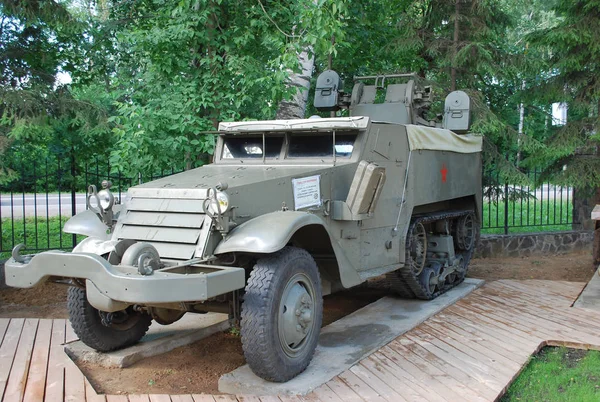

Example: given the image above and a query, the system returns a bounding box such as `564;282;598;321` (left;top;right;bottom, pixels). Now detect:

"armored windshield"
222;135;284;159
219;131;358;161
288;133;357;158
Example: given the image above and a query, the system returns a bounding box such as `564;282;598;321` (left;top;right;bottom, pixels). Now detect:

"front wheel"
67;286;152;352
241;246;323;382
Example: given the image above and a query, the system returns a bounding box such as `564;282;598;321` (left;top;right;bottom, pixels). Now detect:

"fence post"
504;181;509;235
70;148;77;248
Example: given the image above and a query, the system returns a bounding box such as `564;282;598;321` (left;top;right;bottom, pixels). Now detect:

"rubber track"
390;210;476;300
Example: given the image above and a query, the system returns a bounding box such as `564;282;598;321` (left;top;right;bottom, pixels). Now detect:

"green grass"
0;217;80;259
482;199;573;235
502;347;600;402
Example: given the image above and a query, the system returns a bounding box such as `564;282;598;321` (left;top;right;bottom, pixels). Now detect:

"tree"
274;0;348;119
525;0;600;187
69;0;347;174
1;0;71;181
1;0;591;194
0;0;112;185
523;0;600;228
328;0;537;186
0;0;112;188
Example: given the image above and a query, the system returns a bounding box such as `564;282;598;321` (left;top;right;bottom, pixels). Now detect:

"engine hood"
117;164;344;261
128;164;335;198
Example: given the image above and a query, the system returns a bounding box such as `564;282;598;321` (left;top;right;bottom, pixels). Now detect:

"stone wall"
475;230;593;259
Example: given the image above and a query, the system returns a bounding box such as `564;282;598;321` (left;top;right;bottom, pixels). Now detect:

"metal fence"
0;155;181;257
481;169;574;234
0;160;578;257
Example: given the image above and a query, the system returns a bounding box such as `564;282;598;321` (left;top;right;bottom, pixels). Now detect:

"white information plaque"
292;175;321;210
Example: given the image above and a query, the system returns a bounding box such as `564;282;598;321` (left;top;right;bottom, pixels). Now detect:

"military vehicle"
5;70;482;382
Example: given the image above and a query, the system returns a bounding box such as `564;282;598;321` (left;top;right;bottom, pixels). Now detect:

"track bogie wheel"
454;213;476;251
408;222;427;275
418;267;437;299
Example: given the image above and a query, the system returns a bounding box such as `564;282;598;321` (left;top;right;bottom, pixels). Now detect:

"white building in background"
552;102;568;126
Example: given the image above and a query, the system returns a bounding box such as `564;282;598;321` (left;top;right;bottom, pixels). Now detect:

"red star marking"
441;164;448;183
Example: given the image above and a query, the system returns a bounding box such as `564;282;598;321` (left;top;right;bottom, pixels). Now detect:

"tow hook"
11;244;32;264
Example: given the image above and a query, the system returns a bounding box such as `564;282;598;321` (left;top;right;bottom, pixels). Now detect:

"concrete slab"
573;267;600;310
65;312;229;368
219;278;484;396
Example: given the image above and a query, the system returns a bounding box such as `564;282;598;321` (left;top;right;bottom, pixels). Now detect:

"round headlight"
97;189;115;211
208;191;229;214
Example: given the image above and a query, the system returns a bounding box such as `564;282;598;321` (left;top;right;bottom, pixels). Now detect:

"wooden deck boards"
1;279;600;402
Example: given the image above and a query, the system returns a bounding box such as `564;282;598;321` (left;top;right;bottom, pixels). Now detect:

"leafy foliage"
326;0;539;185
524;0;600;188
0;0;112;184
1;0;599;193
67;0;349;175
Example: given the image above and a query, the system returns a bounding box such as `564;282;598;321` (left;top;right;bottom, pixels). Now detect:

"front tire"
67;286;152;352
241;246;323;382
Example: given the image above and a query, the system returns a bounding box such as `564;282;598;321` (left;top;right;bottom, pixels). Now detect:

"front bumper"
5;251;245;310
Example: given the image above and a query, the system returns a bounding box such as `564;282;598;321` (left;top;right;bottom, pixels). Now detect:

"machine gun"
313;70;471;133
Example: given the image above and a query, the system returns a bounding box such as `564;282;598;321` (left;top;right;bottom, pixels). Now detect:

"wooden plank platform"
1;279;600;402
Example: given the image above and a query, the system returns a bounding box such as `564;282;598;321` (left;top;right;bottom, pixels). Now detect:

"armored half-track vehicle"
6;71;482;382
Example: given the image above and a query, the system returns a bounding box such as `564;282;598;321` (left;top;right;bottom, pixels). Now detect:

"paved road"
0;193;87;219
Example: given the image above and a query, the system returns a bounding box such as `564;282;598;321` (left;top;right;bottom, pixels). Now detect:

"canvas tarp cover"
406;125;482;154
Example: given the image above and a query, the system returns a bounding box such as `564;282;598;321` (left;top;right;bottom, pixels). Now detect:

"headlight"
208;191;229;214
97;189;115;211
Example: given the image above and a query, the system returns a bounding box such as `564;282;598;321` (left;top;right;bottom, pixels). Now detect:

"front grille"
115;197;206;260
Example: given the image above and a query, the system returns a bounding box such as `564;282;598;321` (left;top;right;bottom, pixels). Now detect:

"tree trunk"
517;80;526;165
594;217;600;265
451;0;460;92
572;187;600;231
276;49;315;120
